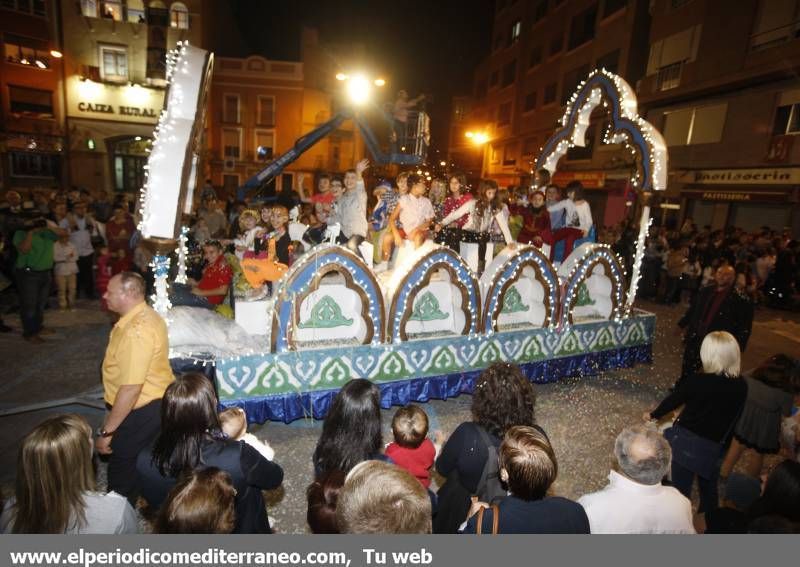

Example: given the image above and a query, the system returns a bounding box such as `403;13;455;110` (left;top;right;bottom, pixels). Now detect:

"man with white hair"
578;425;695;534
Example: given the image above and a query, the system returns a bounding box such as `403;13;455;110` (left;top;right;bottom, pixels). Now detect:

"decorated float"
145;56;665;423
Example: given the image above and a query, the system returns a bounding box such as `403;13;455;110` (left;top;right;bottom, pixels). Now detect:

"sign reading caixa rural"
77;102;158;118
676;167;800;185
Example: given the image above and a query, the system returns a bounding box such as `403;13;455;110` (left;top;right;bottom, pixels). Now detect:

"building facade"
60;0;206;196
206;28;365;201
639;0;800;235
456;0;653;228
0;0;66;194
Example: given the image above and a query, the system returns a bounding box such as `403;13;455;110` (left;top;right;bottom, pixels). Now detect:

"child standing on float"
437;179;513;274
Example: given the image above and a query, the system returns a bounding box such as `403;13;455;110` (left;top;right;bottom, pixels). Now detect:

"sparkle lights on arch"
270;245;386;353
535;68;668;192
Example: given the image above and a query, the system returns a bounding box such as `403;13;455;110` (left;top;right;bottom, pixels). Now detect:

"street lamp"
338;72;386;106
466;131;489;145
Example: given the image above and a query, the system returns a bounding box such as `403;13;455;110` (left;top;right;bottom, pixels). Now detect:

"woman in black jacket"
434;362;541;533
645;331;747;516
136;373;284;533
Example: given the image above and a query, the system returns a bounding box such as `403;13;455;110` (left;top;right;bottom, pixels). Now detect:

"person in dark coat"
462;426;589;534
677;264;753;385
136;374;283;533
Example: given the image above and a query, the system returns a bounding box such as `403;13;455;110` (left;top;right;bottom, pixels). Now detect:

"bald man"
578;425;694;533
97;271;174;501
676;264;753;385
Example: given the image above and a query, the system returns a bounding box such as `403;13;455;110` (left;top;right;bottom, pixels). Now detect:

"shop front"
66;77;163;194
675;168;800;235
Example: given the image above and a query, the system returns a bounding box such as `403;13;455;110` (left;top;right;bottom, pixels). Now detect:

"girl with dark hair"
437;179;514;274
312;378;385;477
136;373;283;533
435;173;473;250
306;470;346;534
433;362;541;533
720;354;799;480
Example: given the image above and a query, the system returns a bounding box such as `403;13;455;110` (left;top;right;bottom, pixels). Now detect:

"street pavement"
0;296;797;533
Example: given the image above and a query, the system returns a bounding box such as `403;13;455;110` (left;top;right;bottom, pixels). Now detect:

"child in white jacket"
53;233;79;310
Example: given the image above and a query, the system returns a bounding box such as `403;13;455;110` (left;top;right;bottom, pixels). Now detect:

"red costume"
512;204;552;248
197;255;233;305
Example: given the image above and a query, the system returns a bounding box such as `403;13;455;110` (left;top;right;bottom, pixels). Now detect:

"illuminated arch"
271;245;385;353
535;68;667;192
558;244;627;328
481;245;559;333
386;246;480;343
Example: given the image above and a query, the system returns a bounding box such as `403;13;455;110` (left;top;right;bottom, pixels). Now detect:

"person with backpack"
433;363;543;533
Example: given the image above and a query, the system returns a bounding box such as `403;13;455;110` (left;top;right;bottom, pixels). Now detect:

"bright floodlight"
465;131;474;138
336;72;347;81
347;75;371;105
50;50;63;58
374;78;386;86
473;132;489;145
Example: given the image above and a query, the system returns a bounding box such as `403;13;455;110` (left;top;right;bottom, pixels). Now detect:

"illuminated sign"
677;168;800;185
77;102;158;117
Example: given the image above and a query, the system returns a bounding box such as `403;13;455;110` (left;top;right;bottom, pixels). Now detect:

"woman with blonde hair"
1;414;138;533
645;331;748;517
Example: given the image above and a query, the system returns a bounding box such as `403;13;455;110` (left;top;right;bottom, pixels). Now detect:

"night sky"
227;0;494;153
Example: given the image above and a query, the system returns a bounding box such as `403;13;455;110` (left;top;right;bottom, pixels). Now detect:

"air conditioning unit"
224;158;236;171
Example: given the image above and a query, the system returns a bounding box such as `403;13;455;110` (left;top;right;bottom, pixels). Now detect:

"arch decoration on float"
385;245;480;343
479;245;559;334
534;68;667;317
270;245;385;353
558;243;627;328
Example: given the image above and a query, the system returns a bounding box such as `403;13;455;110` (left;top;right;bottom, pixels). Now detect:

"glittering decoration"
151;254;172;319
174;226;189;284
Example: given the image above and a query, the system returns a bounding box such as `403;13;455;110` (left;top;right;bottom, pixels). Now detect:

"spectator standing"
68;201;98;299
97;272;174;502
53;233;79;311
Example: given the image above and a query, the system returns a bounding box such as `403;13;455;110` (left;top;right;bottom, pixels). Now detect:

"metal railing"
750;20;800;52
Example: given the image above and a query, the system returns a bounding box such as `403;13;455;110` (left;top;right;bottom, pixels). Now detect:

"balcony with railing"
656;61;684;92
750;19;800;52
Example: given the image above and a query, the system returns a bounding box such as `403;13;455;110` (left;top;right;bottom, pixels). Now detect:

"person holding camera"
13;218;66;343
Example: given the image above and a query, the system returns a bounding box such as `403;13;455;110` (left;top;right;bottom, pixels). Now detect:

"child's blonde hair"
219;407;247;440
238;209;260;231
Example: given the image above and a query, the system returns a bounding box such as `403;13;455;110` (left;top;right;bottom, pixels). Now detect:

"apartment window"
100;0;123;21
647;25;702;76
126;0;145;23
223;94;240;123
489;70;499;87
255;130;275;161
501;60;517;87
9;85;53;116
257;96;275;126
773;92;800;135
549;32;563;56
80;0;97;17
222;128;241;159
490;144;500;163
671;0;693;7
529;45;543;68
9;151;60;178
510;20;522;44
4;33;52;68
568;4;598;50
750;0;800;51
100;45;128;82
1;0;46;17
524;90;538;112
533;0;547;23
663;104;727;145
562;64;590;105
596;48;620;73
170;2;189;29
503;142;518;166
523;137;539;156
657;61;683;91
603;0;627;18
497;102;512;126
544;83;557;104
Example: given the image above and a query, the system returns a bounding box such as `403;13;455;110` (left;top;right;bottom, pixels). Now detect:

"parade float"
142;50;665;423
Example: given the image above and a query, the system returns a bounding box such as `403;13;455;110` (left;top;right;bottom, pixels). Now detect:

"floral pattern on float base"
214;312;655;401
298;295;353;329
501;286;530;314
409;291;449;322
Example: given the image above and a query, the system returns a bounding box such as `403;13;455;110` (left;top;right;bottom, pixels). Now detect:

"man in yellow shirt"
95;271;174;500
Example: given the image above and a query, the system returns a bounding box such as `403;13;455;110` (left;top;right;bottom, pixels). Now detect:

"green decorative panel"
409;291;449;322
501;286;530;314
374;351;411;381
575;282;596;307
298;295;353;329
